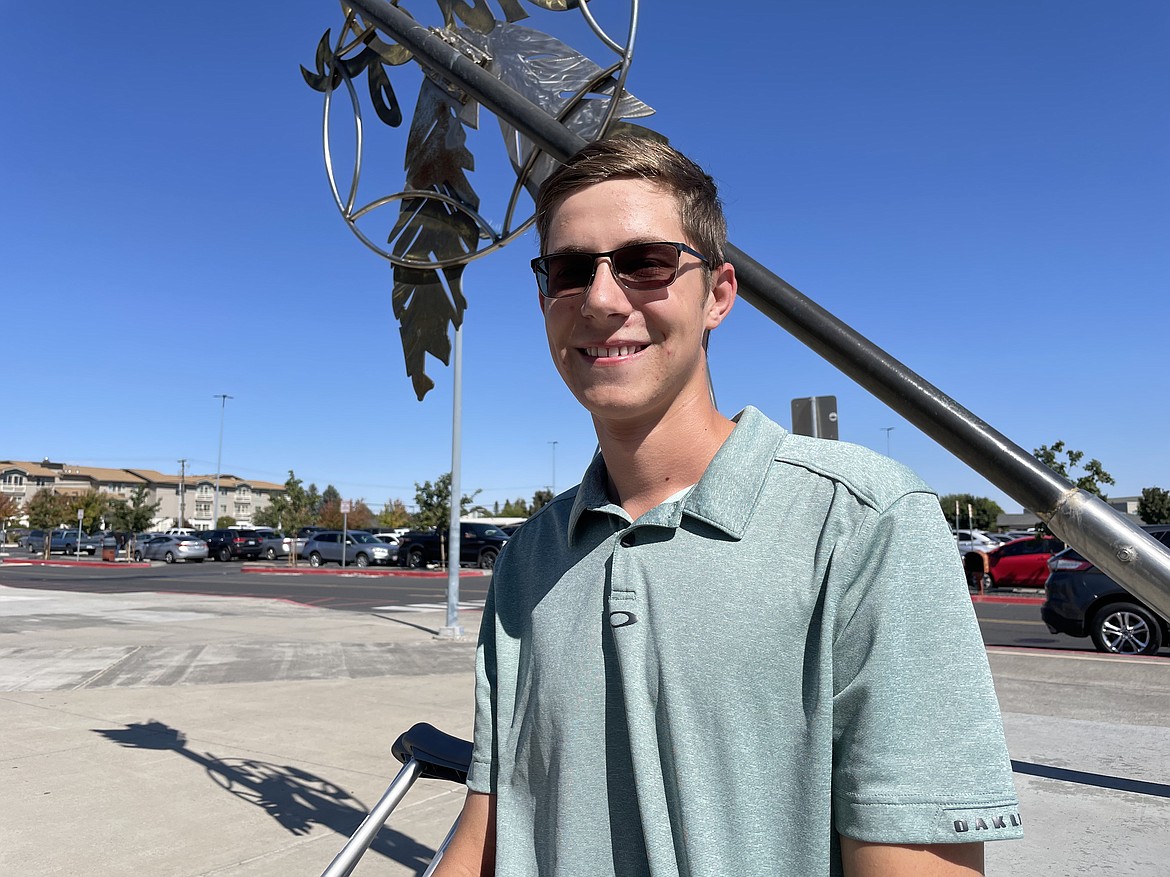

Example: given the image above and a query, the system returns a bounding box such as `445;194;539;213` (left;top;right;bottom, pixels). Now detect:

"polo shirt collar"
566;406;787;545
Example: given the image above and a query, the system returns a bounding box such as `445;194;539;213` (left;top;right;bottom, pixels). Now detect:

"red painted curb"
970;592;1045;605
1;558;152;569
241;565;489;578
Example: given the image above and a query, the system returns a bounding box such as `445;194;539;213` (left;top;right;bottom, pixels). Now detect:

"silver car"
134;534;208;564
301;531;396;568
259;532;307;561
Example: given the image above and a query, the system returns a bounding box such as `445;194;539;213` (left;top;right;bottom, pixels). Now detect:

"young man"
434;138;1021;876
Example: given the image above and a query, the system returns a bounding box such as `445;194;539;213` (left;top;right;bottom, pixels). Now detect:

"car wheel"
134;551;143;562
478;548;498;570
407;547;425;569
355;553;369;568
309;552;324;568
1090;602;1163;656
218;547;231;562
164;551;175;564
265;547;277;561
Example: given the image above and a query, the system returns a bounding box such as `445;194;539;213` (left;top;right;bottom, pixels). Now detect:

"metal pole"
549;440;558;496
212;394;233;531
76;508;83;560
882;427;894;457
345;0;1170;619
440;322;464;638
178;459;186;529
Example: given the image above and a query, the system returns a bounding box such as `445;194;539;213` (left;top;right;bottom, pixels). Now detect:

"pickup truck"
397;522;510;570
26;530;102;555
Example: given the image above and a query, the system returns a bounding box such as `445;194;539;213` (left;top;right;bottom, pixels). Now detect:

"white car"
953;529;1000;556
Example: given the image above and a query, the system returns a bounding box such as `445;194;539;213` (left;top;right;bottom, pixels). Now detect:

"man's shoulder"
772;431;935;514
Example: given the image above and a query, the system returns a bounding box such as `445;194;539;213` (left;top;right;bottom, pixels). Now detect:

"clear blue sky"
3;1;1167;516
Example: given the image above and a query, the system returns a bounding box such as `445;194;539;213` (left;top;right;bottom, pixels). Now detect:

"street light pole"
548;441;558;497
212;395;233;530
881;427;895;457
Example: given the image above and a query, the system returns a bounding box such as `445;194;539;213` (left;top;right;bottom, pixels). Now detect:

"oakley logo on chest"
608;611;638;628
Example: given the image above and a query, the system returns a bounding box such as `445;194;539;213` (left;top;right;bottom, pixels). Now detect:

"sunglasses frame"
531;241;710;299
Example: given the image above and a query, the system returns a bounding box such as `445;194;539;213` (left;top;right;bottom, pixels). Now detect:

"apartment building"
0;459;284;530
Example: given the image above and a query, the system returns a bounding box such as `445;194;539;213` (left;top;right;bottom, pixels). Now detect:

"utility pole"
548;440;558;496
882;427;895;457
178;459;187;528
212;394;233;530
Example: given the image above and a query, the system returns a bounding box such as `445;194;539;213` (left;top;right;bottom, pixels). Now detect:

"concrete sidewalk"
0;583;1166;876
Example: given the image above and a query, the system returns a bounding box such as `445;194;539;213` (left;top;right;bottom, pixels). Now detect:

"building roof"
0;461;282;492
0;460;59;478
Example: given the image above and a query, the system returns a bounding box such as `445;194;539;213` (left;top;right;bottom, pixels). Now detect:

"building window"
237;485;251;498
197;485;212;498
2;473;25;486
195;501;212;516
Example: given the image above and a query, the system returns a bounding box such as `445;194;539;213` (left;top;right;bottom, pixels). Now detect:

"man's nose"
580;257;632;316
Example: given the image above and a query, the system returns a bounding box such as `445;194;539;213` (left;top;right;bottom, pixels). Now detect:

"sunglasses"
531;241;710;299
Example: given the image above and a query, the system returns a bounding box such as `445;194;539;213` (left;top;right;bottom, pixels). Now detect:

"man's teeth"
587;345;642;357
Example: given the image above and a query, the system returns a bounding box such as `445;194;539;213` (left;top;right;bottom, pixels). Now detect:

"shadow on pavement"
1012;759;1170;798
93;720;436;874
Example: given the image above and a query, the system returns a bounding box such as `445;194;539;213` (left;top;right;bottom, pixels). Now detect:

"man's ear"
704;261;737;330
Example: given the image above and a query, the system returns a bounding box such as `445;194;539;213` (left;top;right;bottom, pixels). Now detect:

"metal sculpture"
304;0;1170;621
303;0;653;400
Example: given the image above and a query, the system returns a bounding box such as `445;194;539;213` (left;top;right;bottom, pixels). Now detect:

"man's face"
539;178;734;429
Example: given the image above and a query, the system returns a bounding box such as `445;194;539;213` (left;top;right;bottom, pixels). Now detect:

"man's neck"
593;398;735;521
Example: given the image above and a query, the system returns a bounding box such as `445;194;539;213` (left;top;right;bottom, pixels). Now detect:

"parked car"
134;534;208;564
25;529;99;555
967;536;1064;589
1041;524;1170;656
398;522;510;570
259;531;307;561
952;529;1000;556
296;525;330;539
200;528;264;562
164;528;196;536
301;530;396;568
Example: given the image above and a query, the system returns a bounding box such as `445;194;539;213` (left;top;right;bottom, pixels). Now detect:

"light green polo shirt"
468;406;1021;876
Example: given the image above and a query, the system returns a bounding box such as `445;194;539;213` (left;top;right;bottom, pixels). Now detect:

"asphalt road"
0;556;1123;655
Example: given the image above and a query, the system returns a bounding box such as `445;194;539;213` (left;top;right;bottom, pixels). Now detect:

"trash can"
101;536;118;563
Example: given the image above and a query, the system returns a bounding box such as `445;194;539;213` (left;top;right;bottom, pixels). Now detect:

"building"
0;459;284;530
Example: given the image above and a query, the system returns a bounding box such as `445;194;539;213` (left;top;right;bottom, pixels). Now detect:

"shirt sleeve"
465;577;498;794
829;490;1023;844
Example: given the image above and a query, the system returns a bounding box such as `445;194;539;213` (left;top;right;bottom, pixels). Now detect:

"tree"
531;489;553;514
1138;487;1170;525
72;489;115;533
254;470;314;533
412;473;483;531
307;483;322;518
0;493;23;530
377;498;411;529
501;497;530;518
108;486;161;533
216;515;237;528
1033;441;1115;498
938;494;1004;532
24;490;74;529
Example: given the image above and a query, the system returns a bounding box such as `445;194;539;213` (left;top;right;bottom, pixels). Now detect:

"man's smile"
580;344;648;360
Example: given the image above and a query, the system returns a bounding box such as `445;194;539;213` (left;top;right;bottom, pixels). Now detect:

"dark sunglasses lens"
613;243;680;289
544;254;596;297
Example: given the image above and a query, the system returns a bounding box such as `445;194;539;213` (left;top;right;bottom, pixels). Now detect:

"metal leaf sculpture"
391;77;480;399
304;2;652;399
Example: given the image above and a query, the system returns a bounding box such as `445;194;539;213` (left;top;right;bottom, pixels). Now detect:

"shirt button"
620;532;635;548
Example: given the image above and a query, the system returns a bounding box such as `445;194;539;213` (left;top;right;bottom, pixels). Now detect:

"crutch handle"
392;723;473;784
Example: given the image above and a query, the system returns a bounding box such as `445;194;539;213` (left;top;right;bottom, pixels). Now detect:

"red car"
969;536;1064;589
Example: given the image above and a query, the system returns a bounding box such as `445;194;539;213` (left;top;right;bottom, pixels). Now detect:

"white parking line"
371;601;486;613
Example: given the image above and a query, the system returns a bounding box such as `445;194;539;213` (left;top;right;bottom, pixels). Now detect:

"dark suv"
200;528;263;562
1042;525;1170;655
398;522;510;570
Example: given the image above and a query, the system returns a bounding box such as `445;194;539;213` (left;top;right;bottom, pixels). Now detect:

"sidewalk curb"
970;592;1044;605
1;558;152;569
